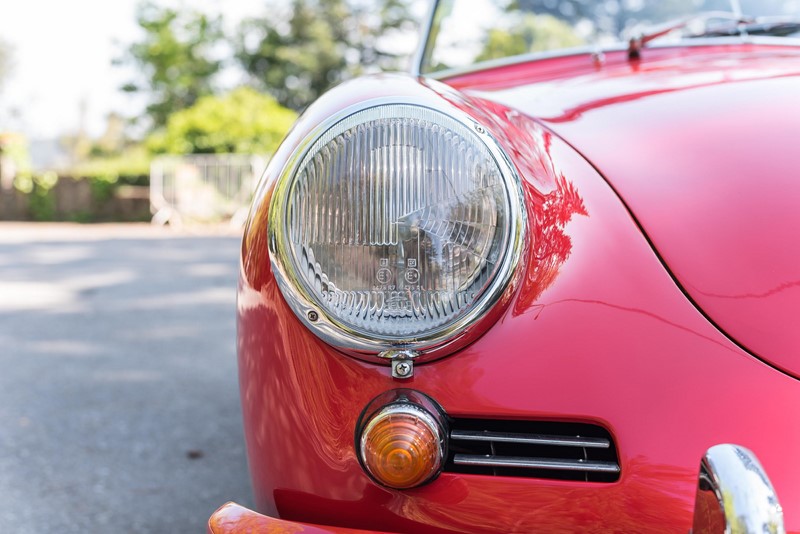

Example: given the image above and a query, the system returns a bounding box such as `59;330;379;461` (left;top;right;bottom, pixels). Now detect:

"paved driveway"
0;224;252;533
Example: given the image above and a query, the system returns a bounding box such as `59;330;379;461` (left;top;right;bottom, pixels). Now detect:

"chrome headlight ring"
268;98;526;362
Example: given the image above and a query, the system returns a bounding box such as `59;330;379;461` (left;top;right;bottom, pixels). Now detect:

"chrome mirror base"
692;444;784;534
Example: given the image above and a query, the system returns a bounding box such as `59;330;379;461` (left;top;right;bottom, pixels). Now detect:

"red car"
211;1;799;532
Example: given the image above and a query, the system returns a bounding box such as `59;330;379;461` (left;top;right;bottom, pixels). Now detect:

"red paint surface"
235;50;800;533
449;44;800;378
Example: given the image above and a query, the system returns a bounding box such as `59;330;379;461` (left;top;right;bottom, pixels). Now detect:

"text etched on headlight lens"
270;103;524;356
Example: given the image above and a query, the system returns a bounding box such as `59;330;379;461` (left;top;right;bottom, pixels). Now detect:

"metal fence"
149;154;267;226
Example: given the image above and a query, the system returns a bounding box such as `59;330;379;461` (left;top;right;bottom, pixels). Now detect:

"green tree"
236;0;415;111
146;87;297;155
511;0;761;36
119;2;224;128
476;13;584;63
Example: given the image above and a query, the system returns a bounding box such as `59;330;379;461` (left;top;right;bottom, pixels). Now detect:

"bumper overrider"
218;75;796;532
208;502;378;533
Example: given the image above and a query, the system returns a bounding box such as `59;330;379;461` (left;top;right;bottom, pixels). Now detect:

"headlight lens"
270;103;523;356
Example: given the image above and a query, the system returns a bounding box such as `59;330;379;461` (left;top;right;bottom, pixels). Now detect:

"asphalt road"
0;224;252;533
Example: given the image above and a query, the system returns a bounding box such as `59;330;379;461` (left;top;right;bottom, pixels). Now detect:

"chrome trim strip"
430;45;615;80
453;455;620;473
450;430;610;449
420;36;800;81
691;444;785;534
411;0;439;77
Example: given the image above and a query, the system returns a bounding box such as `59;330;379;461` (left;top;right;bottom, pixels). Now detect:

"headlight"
269;102;524;359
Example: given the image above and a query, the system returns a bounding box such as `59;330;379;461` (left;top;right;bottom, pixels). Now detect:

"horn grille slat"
445;419;620;482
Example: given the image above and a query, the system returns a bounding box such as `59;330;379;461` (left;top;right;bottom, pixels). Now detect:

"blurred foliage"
477;14;584;63
119;2;224;128
87;176;119;204
1;135;56;221
12;163;149;222
13;143;151;221
61;131;92;167
91;113;127;157
69;145;151;181
13;172;58;221
146;87;297;154
431;0;785;72
115;0;418;138
236;0;415;111
13;171;57;195
0;132;32;175
508;0;793;37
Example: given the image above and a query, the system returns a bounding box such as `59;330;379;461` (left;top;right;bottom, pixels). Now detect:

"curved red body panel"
448;45;800;378
237;50;800;533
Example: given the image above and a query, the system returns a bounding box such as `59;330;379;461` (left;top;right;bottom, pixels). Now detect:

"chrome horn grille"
445;419;620;482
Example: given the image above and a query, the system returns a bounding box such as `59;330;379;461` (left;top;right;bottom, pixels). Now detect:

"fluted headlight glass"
271;104;522;351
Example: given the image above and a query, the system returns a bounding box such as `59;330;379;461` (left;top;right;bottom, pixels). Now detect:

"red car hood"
451;45;800;378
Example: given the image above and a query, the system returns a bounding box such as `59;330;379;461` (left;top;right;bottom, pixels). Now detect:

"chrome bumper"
692;444;784;534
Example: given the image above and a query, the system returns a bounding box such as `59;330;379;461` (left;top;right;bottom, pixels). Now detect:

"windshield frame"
411;0;441;77
412;0;800;79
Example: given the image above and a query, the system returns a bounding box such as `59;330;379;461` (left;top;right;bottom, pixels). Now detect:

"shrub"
146;87;297;155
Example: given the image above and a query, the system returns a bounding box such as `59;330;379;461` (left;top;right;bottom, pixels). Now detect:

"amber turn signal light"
358;403;444;489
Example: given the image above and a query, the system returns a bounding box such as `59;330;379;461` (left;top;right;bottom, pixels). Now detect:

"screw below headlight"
394;361;413;378
380;350;418;380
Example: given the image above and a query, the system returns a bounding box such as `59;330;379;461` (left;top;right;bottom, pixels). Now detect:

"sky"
0;0;267;140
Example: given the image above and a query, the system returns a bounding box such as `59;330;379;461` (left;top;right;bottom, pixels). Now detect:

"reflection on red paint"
516;175;587;315
433;88;590;315
241;194;272;293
